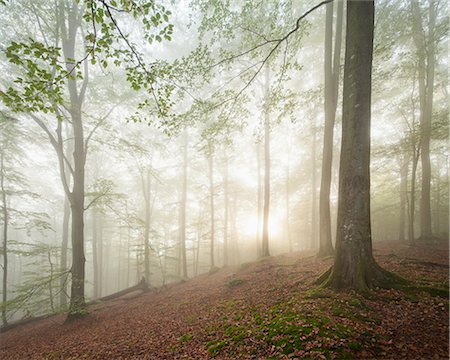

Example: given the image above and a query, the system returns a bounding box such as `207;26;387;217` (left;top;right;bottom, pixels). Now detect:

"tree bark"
285;137;292;252
179;129;188;278
319;1;400;292
318;0;343;257
143;168;151;283
399;156;408;241
208;143;215;269
408;145;420;243
311;117;318;250
411;0;436;241
1;150;8;326
92;209;99;298
223;153;229;266
255;142;262;258
62;3;88;320
261;67;271;258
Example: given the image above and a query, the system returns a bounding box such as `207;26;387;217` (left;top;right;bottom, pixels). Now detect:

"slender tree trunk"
47;250;55;313
256;142;262;258
179;129;188;278
318;0;343;257
59;196;70;307
68;108;86;318
61;3;88;320
411;0;436;241
208;143;215;269
97;213;103;296
434;177;440;235
409;147;420;243
223;154;229;266
231;191;240;265
285;138;292;252
311;118;318;250
92;209;99;298
319;1;399;292
399;156;408;241
127;224;131;288
261;67;271;258
195;210;202;276
143;169;151;283
1;150;8;326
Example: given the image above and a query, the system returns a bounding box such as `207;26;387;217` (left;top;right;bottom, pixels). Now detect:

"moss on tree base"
64;306;89;324
315;261;408;297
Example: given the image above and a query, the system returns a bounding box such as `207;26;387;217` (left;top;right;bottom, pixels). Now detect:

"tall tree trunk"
311;117;318;250
143;169;151;283
179;129;188;278
411;0;436;241
408;145;420;243
434;176;440;235
285;136;292;252
256;142;262;258
319;1;400;292
1;150;8;326
261;67;271;258
60;2;88;320
208;143;215;269
399;156;408;241
231;191;240;265
98;213;103;297
223;153;229;266
59;196;70;307
92;209;99;298
318;0;344;257
68;108;86;318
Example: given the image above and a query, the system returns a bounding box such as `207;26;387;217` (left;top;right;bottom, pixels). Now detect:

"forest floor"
0;241;448;359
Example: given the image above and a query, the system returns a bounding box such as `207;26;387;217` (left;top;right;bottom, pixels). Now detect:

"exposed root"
315;261;408;297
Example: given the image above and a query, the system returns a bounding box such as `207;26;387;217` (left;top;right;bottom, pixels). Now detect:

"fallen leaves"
0;241;448;359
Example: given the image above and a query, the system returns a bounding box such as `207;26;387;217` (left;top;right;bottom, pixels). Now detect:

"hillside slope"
0;241;448;359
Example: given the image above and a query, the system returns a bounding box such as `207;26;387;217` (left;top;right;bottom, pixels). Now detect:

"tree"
1;114;54;324
411;0;437;241
261;67;271;258
1;0;174;319
207;141;216;270
318;1;401;292
178;128;188;279
318;0;344;257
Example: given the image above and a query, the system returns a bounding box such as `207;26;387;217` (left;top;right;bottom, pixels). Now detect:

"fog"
0;0;448;326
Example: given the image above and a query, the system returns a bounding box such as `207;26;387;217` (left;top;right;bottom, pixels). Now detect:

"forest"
0;0;448;359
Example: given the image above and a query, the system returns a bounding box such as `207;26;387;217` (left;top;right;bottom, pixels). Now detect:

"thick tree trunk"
1;150;8;326
318;0;343;257
261;67;270;258
319;1;399;292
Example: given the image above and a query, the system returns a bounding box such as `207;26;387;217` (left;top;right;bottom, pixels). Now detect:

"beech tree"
318;0;401;291
317;0;343;257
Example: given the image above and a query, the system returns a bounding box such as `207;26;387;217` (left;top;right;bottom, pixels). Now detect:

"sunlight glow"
243;213;282;238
